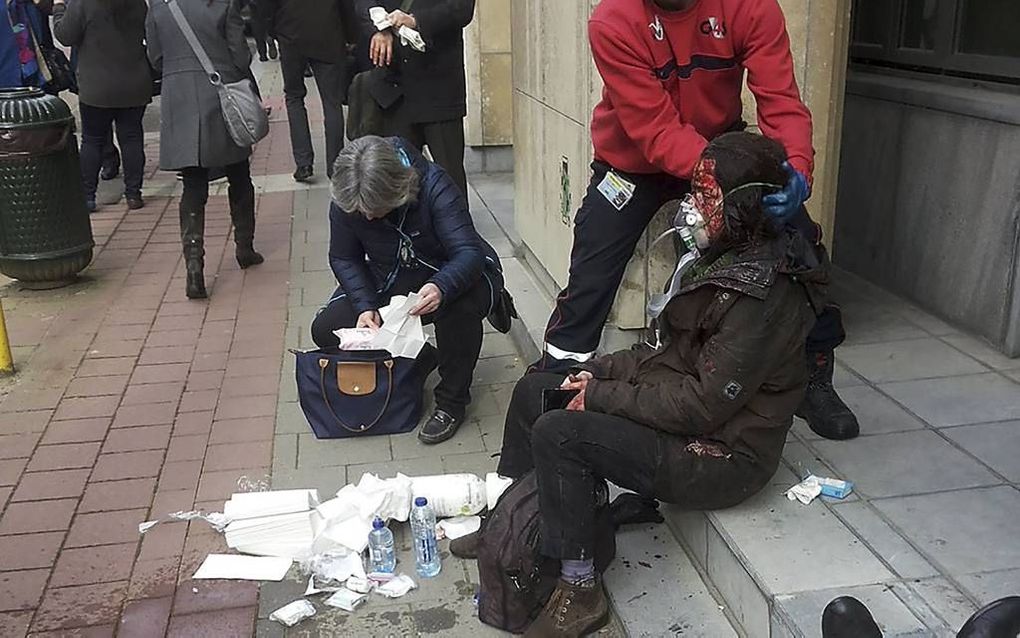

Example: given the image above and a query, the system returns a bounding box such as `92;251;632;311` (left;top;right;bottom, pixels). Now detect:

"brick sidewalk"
0;61;305;635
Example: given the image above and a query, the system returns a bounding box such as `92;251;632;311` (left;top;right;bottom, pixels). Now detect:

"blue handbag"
294;349;424;439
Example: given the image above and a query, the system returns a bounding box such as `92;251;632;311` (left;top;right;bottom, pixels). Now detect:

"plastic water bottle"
409;497;441;578
367;517;396;574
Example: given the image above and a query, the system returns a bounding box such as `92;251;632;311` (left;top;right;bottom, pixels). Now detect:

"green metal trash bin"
0;87;94;288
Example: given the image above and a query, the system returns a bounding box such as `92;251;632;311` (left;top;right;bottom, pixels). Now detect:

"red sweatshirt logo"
700;17;727;39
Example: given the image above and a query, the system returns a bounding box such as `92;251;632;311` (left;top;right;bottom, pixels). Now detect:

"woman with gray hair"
312;135;500;445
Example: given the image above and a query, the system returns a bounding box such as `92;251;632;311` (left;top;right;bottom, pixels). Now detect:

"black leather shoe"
821;597;882;638
293;165;313;183
126;195;145;210
957;596;1020;638
418;409;461;445
235;244;264;269
797;351;860;440
449;531;480;559
185;259;207;300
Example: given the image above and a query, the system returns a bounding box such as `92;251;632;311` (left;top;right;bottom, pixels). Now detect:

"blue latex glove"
762;162;811;222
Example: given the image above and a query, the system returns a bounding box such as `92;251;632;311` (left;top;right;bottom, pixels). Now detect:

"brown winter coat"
579;239;827;507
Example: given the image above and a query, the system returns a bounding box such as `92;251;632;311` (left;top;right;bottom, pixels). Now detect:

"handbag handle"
318;358;395;434
164;0;222;85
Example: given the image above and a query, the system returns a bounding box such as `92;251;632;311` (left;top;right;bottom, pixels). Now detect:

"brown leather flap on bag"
337;362;377;396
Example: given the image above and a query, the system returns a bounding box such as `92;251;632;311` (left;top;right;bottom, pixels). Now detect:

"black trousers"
79;103;146;200
249;6;275;59
395;118;468;200
540;162;845;370
499;373;762;560
279;44;346;174
310;277;490;419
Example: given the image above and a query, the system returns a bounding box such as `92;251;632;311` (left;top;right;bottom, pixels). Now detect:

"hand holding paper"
368;5;427;52
368;293;428;359
410;283;442;316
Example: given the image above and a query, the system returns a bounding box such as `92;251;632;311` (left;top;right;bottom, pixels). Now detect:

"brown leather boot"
524;577;609;638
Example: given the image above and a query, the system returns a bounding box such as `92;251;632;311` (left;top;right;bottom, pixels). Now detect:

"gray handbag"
165;0;268;148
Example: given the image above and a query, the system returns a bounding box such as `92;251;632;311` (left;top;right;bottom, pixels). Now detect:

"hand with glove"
762;161;811;223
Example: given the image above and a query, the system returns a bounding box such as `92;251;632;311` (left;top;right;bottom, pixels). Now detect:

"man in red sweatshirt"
532;0;859;444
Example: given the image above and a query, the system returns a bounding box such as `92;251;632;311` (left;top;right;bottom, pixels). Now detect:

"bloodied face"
676;157;727;251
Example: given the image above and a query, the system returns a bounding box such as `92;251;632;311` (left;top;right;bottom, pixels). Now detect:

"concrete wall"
463;0;513;147
512;0;852;334
834;72;1020;356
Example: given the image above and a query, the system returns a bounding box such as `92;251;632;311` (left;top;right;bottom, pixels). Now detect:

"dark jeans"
500;373;761;560
395;118;468;199
539;163;845;370
79;103;145;200
310;277;490;419
179;160;256;257
279;44;345;174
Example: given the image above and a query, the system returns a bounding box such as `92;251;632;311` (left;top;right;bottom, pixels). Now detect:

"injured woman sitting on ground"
497;132;832;638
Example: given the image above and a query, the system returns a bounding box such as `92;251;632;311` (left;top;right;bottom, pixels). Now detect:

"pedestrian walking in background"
2;0;53;89
242;0;276;62
53;0;151;212
146;0;264;300
68;45;123;182
355;0;474;198
263;0;350;183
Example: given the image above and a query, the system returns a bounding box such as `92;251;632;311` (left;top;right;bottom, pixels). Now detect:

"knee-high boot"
180;201;207;299
228;176;264;269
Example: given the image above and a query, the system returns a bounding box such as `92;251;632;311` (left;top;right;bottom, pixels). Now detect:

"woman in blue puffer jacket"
312;135;501;445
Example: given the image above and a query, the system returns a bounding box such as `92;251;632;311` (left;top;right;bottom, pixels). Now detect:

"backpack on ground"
477;471;616;634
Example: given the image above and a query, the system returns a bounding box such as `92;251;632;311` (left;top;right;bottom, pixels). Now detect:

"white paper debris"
369;294;428;359
168;510;231;532
375;573;417;599
411;474;487;517
302;550;366;585
345;576;375;594
437;515;481;540
138;520;160;534
269;599;316;627
223;490;320;520
325;588;368;612
192;554;292;581
785;476;824;505
224;511;322;560
304;575;342;596
486;473;513;510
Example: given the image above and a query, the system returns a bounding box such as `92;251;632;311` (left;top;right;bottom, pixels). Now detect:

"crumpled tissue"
375;573;417;599
313;473;414;554
369;294;427;358
368;6;427;52
325;588;368;612
301;550;366;585
269;599;316;627
437;515;482;540
785;475;854;505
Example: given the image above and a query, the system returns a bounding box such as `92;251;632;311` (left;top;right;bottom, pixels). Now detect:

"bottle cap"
372;517;385;529
414;497;427;507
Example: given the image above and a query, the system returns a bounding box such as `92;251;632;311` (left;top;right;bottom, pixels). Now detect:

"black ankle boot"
957;596;1020;638
235;243;264;269
796;350;860;440
821;597;882;638
185;258;207;299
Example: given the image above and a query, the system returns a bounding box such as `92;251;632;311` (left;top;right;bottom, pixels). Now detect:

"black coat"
328;138;496;315
354;0;475;124
263;0;348;63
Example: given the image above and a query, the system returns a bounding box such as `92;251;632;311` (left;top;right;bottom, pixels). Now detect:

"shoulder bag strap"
164;0;220;84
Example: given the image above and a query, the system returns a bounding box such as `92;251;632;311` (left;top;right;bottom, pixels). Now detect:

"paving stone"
178;390;218;413
27;442;102;472
959;569;1020;605
214;394;277;421
269;465;345;497
118;596;172;638
830;502;938;579
121;382;184;406
793;385;927;441
906;577;979;633
31;581;128;631
0;432;41;459
128;556;180;601
166;606;257;638
0;498;77;534
186;370;225;392
13;468;90;501
113;403;178;429
138;521;187;562
0;610;32;638
942;334;1020;371
296;432;391;468
92;451;165;482
274;401;308;434
0;531;64;571
173;580;259;615
53;396;120;421
138;345;195;366
942;421;1020;482
103;425;173;454
158;461;203;493
775;584;927;638
881;373;1020;428
65;375;130;397
0;569;48;611
0;410;52;434
390;424;485;460
79;478;156;513
65;509;150;548
172;411;214;436
838;338;986;383
209;416;275;444
441;451;499;476
471;355;525;386
0;458;27;485
76;357;138;378
874;486;1020;575
813;430;1000;498
50;543;137;587
41;418;110;444
196;468;270;502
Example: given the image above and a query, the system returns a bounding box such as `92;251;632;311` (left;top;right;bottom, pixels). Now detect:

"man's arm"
411;0;474;41
589;19;708;180
741;0;814;182
50;0;84;48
